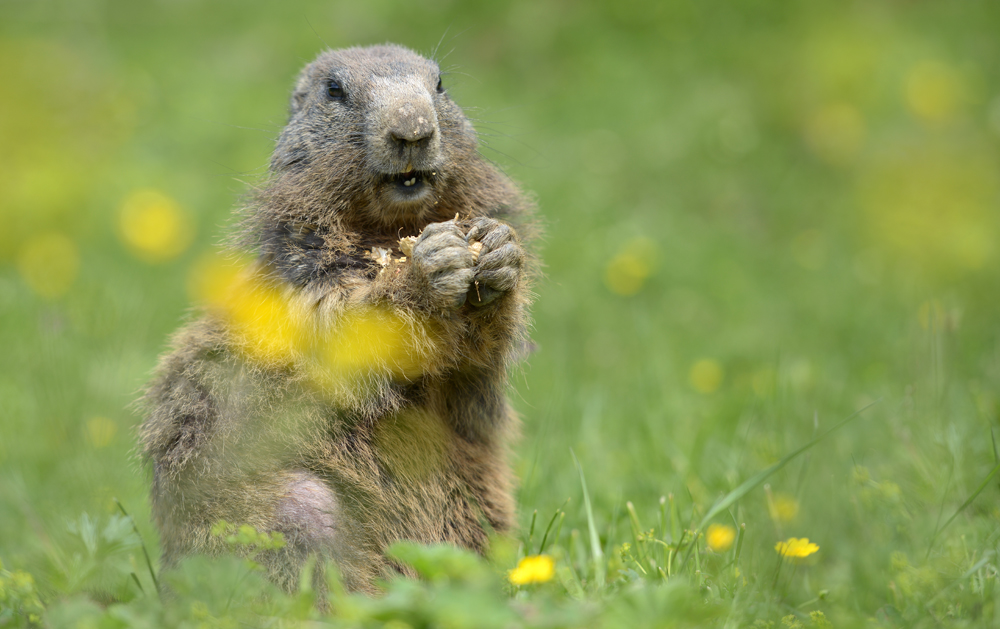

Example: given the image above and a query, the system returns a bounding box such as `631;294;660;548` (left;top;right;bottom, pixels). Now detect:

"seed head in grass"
706;524;736;552
774;538;819;558
508;555;555;585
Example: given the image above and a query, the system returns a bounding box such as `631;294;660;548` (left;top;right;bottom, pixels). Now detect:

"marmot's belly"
311;406;495;550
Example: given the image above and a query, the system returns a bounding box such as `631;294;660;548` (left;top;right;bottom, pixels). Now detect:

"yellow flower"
603;237;658;296
803;102;865;165
508;554;555;585
768;492;800;523
905;60;963;125
118;188;194;263
85;417;117;448
774;537;819;558
690;359;723;394
706;524;736;552
189;252;435;394
17;232;79;298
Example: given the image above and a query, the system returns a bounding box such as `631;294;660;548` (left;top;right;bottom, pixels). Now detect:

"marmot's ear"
289;90;307;117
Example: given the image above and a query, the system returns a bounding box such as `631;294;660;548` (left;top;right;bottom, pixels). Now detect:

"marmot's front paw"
412;220;475;309
465;218;524;307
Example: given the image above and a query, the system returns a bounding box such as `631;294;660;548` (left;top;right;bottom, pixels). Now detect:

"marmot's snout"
373;83;442;175
388;100;436;145
369;83;443;202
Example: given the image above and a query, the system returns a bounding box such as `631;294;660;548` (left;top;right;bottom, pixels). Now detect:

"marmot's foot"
465;218;524;307
412;219;475;309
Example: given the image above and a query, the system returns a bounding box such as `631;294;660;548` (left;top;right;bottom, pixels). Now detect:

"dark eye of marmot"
327;79;345;100
436;76;444;93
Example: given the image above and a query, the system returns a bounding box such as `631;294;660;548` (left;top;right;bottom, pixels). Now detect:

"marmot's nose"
387;101;436;145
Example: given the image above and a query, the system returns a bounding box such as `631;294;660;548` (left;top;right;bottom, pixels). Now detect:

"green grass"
3;0;1000;626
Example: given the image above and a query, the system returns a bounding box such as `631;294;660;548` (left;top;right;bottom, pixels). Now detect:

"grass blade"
114;498;160;597
626;501;648;564
538;500;569;555
927;460;1000;558
992;427;998;464
571;449;605;589
733;523;746;579
669;493;681;544
925;551;995;608
696;400;879;532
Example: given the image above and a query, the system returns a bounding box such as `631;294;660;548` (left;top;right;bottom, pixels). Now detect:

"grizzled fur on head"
252;44;518;236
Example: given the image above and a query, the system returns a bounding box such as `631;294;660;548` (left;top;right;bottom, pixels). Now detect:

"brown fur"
138;44;537;594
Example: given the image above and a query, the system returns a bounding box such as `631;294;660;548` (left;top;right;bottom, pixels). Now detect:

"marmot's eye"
436;76;444;93
327;80;345;100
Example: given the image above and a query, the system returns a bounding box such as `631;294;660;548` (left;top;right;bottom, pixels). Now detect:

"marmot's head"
267;45;501;230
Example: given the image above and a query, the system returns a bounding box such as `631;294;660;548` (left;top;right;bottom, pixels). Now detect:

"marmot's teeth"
403;177;417;187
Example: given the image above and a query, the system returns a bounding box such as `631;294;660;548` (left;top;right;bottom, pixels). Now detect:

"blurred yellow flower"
224;271;307;365
187;250;246;305
803;102;866;165
775;537;819;558
189;252;432;387
85;417;117;448
856;145;997;278
17;232;79;299
604;237;657;296
768;493;800;523
706;524;736;552
508;554;555;585
690;359;723;394
119;188;194;263
320;308;425;379
905;60;963;125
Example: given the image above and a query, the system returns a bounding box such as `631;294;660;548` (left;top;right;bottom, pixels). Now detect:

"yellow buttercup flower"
905;60;963;125
690;359;723;394
604;237;658;296
775;537;819;558
508;554;555;585
768;493;800;523
17;232;79;299
189;252;434;391
85;417;117;448
706;524;736;552
803;102;865;165
118;188;194;263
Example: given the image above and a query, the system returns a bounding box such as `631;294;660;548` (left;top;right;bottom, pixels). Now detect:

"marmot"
139;44;537;593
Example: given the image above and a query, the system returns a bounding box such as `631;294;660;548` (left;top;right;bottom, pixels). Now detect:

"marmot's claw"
468;283;502;307
465;219;523;306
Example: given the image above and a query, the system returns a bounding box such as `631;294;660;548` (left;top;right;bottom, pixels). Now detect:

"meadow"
2;0;1000;626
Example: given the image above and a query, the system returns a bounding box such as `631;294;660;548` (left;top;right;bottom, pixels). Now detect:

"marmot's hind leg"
261;470;342;594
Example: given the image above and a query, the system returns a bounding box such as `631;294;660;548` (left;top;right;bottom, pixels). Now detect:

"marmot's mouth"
387;168;436;195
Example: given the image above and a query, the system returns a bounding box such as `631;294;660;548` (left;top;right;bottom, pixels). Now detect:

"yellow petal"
508;555;555;585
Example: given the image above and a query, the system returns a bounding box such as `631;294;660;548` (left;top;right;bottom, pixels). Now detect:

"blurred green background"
3;0;1000;621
